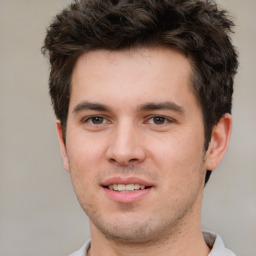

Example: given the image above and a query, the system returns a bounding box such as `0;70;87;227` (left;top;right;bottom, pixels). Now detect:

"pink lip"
101;176;154;203
103;187;153;203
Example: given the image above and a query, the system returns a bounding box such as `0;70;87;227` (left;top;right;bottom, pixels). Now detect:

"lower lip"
102;187;152;203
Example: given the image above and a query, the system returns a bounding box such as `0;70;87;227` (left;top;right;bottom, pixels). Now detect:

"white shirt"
68;231;236;256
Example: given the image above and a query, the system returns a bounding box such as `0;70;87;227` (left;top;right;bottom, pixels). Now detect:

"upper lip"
101;176;154;187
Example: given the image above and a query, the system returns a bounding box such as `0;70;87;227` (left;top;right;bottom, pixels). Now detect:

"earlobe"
56;121;70;172
205;113;232;170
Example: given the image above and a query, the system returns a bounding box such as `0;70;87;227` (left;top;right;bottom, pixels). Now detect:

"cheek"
154;132;203;160
66;135;104;203
65;134;107;199
66;132;106;168
149;131;205;180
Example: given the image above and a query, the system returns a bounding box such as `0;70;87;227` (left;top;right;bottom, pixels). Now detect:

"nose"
106;121;146;166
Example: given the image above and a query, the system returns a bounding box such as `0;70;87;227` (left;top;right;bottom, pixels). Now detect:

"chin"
90;212;176;244
95;221;158;243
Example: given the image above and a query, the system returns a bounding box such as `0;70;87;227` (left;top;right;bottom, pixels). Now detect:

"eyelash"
82;116;109;125
146;116;173;125
82;115;174;126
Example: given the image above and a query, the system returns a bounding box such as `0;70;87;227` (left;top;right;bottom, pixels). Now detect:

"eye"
85;116;107;125
148;116;170;125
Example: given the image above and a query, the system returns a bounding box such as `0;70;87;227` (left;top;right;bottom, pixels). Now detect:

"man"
42;0;238;255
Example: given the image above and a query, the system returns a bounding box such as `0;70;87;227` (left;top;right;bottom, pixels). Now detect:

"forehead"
73;47;191;80
70;47;197;111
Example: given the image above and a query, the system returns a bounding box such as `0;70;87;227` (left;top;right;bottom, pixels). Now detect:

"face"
57;47;224;243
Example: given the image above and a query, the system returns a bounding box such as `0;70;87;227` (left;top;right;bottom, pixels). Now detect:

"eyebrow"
73;102;110;113
139;101;184;114
72;100;184;114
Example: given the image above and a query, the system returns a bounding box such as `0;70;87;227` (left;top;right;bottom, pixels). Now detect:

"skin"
57;47;232;256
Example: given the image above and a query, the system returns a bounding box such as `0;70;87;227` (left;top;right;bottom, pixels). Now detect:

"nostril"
108;157;139;166
129;158;138;163
109;158;117;164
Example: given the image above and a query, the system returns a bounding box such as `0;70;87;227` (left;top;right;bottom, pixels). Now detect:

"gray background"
0;0;255;255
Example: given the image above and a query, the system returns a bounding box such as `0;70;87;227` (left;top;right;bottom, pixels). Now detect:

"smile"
101;177;154;202
108;184;147;192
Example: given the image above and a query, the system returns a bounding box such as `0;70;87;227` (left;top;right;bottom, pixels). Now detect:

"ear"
56;121;70;172
205;113;232;170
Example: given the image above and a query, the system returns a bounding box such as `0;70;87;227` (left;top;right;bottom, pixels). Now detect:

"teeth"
118;184;125;191
108;184;147;192
134;184;140;190
125;184;134;190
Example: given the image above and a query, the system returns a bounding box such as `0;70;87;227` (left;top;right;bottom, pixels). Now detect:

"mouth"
101;177;154;203
106;184;151;192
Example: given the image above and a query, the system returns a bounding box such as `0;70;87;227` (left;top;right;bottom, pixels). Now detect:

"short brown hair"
42;0;238;182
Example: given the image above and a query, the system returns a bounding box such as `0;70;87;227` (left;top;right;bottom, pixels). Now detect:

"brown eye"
93;117;104;124
87;116;106;124
152;116;167;125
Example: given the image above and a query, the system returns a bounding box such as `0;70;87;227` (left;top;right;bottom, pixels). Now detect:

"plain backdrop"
0;0;255;255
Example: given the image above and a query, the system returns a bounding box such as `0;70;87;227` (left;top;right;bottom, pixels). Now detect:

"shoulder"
68;239;91;256
203;231;237;256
